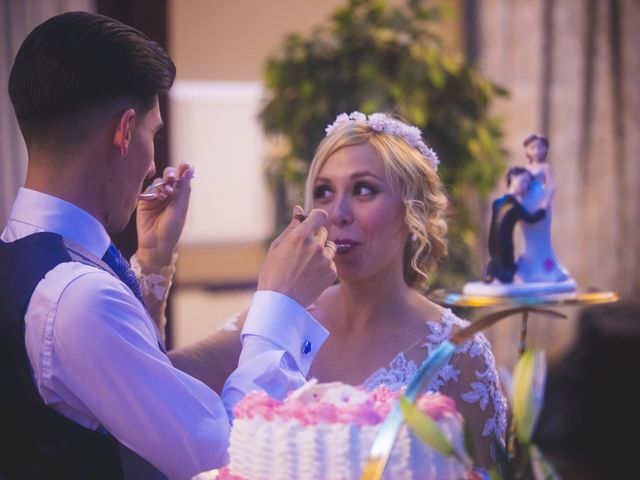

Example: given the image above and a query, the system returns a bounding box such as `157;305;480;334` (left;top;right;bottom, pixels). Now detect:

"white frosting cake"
226;382;469;480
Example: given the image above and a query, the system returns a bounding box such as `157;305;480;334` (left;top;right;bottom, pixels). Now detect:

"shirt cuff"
241;290;329;376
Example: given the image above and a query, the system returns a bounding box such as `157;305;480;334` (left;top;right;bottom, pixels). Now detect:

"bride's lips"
332;238;360;255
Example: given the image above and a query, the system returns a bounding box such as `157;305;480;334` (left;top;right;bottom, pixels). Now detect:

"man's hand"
136;163;194;267
258;207;337;307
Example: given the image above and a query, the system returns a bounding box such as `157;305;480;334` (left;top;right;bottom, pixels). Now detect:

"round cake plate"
429;289;619;308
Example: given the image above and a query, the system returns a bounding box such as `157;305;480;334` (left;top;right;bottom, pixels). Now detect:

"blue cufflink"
301;340;312;355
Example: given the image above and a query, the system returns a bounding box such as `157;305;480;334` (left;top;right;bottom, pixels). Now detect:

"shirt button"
301;340;313;355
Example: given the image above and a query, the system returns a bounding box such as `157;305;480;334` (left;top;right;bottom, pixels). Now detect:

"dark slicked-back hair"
505;165;531;187
9;11;175;143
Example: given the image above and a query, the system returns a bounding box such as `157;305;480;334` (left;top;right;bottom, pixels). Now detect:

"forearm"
169;319;243;395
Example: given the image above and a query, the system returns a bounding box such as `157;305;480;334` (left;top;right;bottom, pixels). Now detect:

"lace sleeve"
437;333;508;470
130;252;177;340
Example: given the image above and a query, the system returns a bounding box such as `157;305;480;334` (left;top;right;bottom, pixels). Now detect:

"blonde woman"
172;112;507;469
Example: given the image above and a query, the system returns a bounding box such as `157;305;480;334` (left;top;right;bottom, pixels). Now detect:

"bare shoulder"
412;292;447;325
307;284;341;327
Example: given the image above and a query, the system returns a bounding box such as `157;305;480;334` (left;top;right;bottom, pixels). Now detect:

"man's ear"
113;109;136;156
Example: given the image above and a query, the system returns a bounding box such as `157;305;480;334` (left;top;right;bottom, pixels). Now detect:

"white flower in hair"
348;111;367;123
325;111;440;170
325;113;350;135
367;113;388;132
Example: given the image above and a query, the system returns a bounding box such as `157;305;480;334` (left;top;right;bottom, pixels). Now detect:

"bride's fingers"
323;240;337;260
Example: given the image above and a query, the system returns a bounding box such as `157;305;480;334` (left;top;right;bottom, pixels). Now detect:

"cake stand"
360;289;618;480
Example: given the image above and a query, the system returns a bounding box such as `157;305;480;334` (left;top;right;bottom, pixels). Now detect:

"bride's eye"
313;184;333;201
353;182;376;197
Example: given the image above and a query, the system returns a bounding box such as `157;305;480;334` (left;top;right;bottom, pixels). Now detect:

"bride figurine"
516;134;570;283
464;133;576;296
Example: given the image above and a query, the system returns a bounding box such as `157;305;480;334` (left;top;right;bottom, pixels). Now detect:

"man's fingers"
271;206;305;248
317;227;336;259
298;209;329;235
316;226;328;245
162;166;177;183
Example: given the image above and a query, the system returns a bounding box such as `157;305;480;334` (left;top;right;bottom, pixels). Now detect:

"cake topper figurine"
483;166;549;284
464;133;576;296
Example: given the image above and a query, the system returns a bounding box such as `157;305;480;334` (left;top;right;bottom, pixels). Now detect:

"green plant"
260;0;507;287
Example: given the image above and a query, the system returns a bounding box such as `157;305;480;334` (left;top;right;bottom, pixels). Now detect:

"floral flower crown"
325;111;440;170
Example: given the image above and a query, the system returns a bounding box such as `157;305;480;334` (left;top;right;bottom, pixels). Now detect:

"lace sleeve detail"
217;311;242;332
455;334;508;442
422;310;508;469
130;252;177;301
130;252;178;340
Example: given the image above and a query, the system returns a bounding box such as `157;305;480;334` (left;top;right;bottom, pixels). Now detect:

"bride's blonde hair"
304;114;448;288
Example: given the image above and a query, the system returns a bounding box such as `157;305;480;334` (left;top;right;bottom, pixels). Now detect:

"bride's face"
525;138;548;163
312;143;407;283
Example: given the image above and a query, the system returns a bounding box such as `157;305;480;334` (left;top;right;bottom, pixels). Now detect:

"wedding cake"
221;381;469;480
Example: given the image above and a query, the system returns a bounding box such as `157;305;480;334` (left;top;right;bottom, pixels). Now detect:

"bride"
516;133;570;282
171;112;507;469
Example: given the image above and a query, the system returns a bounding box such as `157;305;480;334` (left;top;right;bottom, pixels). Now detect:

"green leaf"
463;420;476;461
512;350;547;448
488;469;502;480
512;349;535;444
530;445;561;480
399;396;455;458
360;98;380;114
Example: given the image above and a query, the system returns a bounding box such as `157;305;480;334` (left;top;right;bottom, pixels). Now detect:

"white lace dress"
362;309;508;467
215;308;507;467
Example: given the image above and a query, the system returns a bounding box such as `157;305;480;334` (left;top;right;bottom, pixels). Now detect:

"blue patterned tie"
102;243;146;307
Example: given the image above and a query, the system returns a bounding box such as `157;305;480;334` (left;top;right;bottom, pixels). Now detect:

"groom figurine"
483;166;551;284
0;11;336;480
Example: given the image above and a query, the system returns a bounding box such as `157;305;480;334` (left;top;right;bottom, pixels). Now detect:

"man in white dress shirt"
0;11;336;480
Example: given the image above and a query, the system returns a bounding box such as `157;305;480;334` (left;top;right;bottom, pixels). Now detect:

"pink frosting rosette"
232;391;280;421
233;382;460;426
415;392;459;420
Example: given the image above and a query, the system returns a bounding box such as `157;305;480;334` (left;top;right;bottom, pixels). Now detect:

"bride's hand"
136;163;194;267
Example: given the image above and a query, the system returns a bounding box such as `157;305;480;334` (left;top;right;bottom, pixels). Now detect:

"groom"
0;11;336;480
483;166;550;284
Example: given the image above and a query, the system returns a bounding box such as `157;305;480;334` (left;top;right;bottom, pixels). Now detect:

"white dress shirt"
1;188;329;480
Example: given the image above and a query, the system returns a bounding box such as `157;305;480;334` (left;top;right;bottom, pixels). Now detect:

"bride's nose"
330;196;354;226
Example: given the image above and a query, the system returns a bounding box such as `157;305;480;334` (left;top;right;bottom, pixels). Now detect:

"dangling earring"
411;232;418;242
